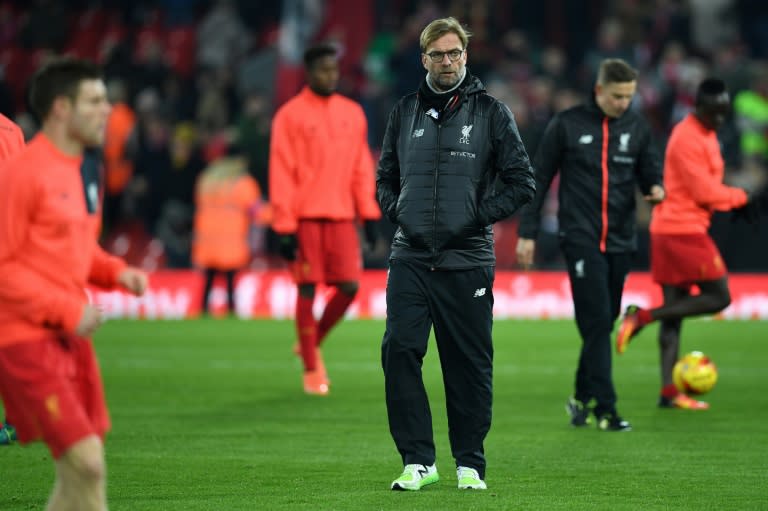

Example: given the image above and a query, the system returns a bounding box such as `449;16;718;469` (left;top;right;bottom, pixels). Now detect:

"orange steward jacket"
650;114;748;234
0;134;126;346
193;159;261;270
269;86;381;234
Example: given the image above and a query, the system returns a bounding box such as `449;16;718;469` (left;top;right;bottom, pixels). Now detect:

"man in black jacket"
517;58;665;432
377;17;535;491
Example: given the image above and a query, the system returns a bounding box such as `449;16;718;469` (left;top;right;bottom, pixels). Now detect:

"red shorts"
293;219;362;284
0;334;110;458
651;232;727;286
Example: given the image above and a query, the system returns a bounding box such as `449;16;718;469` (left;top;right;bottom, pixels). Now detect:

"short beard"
310;85;334;97
427;67;466;94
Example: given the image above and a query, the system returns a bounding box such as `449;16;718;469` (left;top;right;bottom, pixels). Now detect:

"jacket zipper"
431;124;441;270
600;117;610;253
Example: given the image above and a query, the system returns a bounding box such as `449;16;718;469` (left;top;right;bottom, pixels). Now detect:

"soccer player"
517;58;665;432
616;78;753;410
0;112;25;446
377;17;535;490
0;58;149;511
0;112;24;158
269;43;381;396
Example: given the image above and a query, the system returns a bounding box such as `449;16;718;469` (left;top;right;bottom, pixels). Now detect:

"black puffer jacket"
518;99;662;252
376;74;535;269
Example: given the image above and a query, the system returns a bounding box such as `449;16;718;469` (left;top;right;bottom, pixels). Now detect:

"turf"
1;318;767;510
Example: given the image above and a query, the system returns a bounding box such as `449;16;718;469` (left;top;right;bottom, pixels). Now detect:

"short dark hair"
29;57;103;120
696;77;727;104
596;59;638;85
303;43;337;70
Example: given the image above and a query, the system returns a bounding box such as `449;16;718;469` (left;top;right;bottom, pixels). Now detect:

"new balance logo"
412;128;424;138
574;259;585;278
473;288;486;298
417;467;429;477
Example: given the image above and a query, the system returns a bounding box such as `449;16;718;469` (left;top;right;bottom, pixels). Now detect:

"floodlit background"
1;0;767;273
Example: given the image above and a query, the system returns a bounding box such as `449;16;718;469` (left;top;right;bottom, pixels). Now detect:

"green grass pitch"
2;318;767;510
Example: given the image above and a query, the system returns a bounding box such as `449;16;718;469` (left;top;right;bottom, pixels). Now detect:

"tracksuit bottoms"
561;242;632;417
382;259;494;479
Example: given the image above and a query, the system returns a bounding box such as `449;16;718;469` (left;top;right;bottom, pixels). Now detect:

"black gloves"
278;234;298;261
731;201;760;225
363;220;378;250
731;190;763;227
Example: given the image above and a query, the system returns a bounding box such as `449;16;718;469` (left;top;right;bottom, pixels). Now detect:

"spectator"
236;90;271;194
733;63;768;194
196;0;251;71
153;122;206;268
103;79;136;231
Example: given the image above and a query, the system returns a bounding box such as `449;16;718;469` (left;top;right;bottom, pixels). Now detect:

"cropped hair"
695;77;727;105
303;43;338;70
419;17;471;52
596;59;638;85
29;57;103;121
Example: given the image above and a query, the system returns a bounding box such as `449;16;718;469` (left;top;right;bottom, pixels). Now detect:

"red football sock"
638;307;653;325
661;383;679;399
296;295;318;371
317;290;355;346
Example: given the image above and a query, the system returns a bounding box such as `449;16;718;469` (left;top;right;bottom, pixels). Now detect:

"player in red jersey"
269;43;381;395
0;112;26;445
0;58;148;511
0;112;24;159
616;78;755;410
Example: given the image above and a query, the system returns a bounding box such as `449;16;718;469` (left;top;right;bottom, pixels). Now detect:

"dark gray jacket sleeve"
517;114;564;240
477;101;536;225
376;103;401;224
635;120;663;195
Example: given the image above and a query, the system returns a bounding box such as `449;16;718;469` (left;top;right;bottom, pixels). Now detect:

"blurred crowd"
1;0;767;271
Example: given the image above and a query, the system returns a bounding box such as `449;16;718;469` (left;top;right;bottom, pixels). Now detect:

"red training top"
0;133;126;346
269;86;381;234
0;113;24;160
651;114;748;234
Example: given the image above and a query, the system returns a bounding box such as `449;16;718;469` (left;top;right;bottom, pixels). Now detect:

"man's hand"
363;221;378;251
279;234;298;261
644;185;665;204
516;238;536;269
75;303;103;337
117;267;149;296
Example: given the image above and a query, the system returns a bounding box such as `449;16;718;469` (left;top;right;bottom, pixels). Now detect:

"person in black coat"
377;16;535;492
517;58;665;432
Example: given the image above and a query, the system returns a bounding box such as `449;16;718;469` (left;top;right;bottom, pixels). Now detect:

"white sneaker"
457;466;487;490
390;463;439;491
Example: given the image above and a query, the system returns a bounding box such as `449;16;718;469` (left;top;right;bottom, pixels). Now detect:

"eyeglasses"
424;49;464;63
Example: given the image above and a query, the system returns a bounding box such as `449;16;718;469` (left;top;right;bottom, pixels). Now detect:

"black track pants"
382;260;494;478
561;243;631;417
